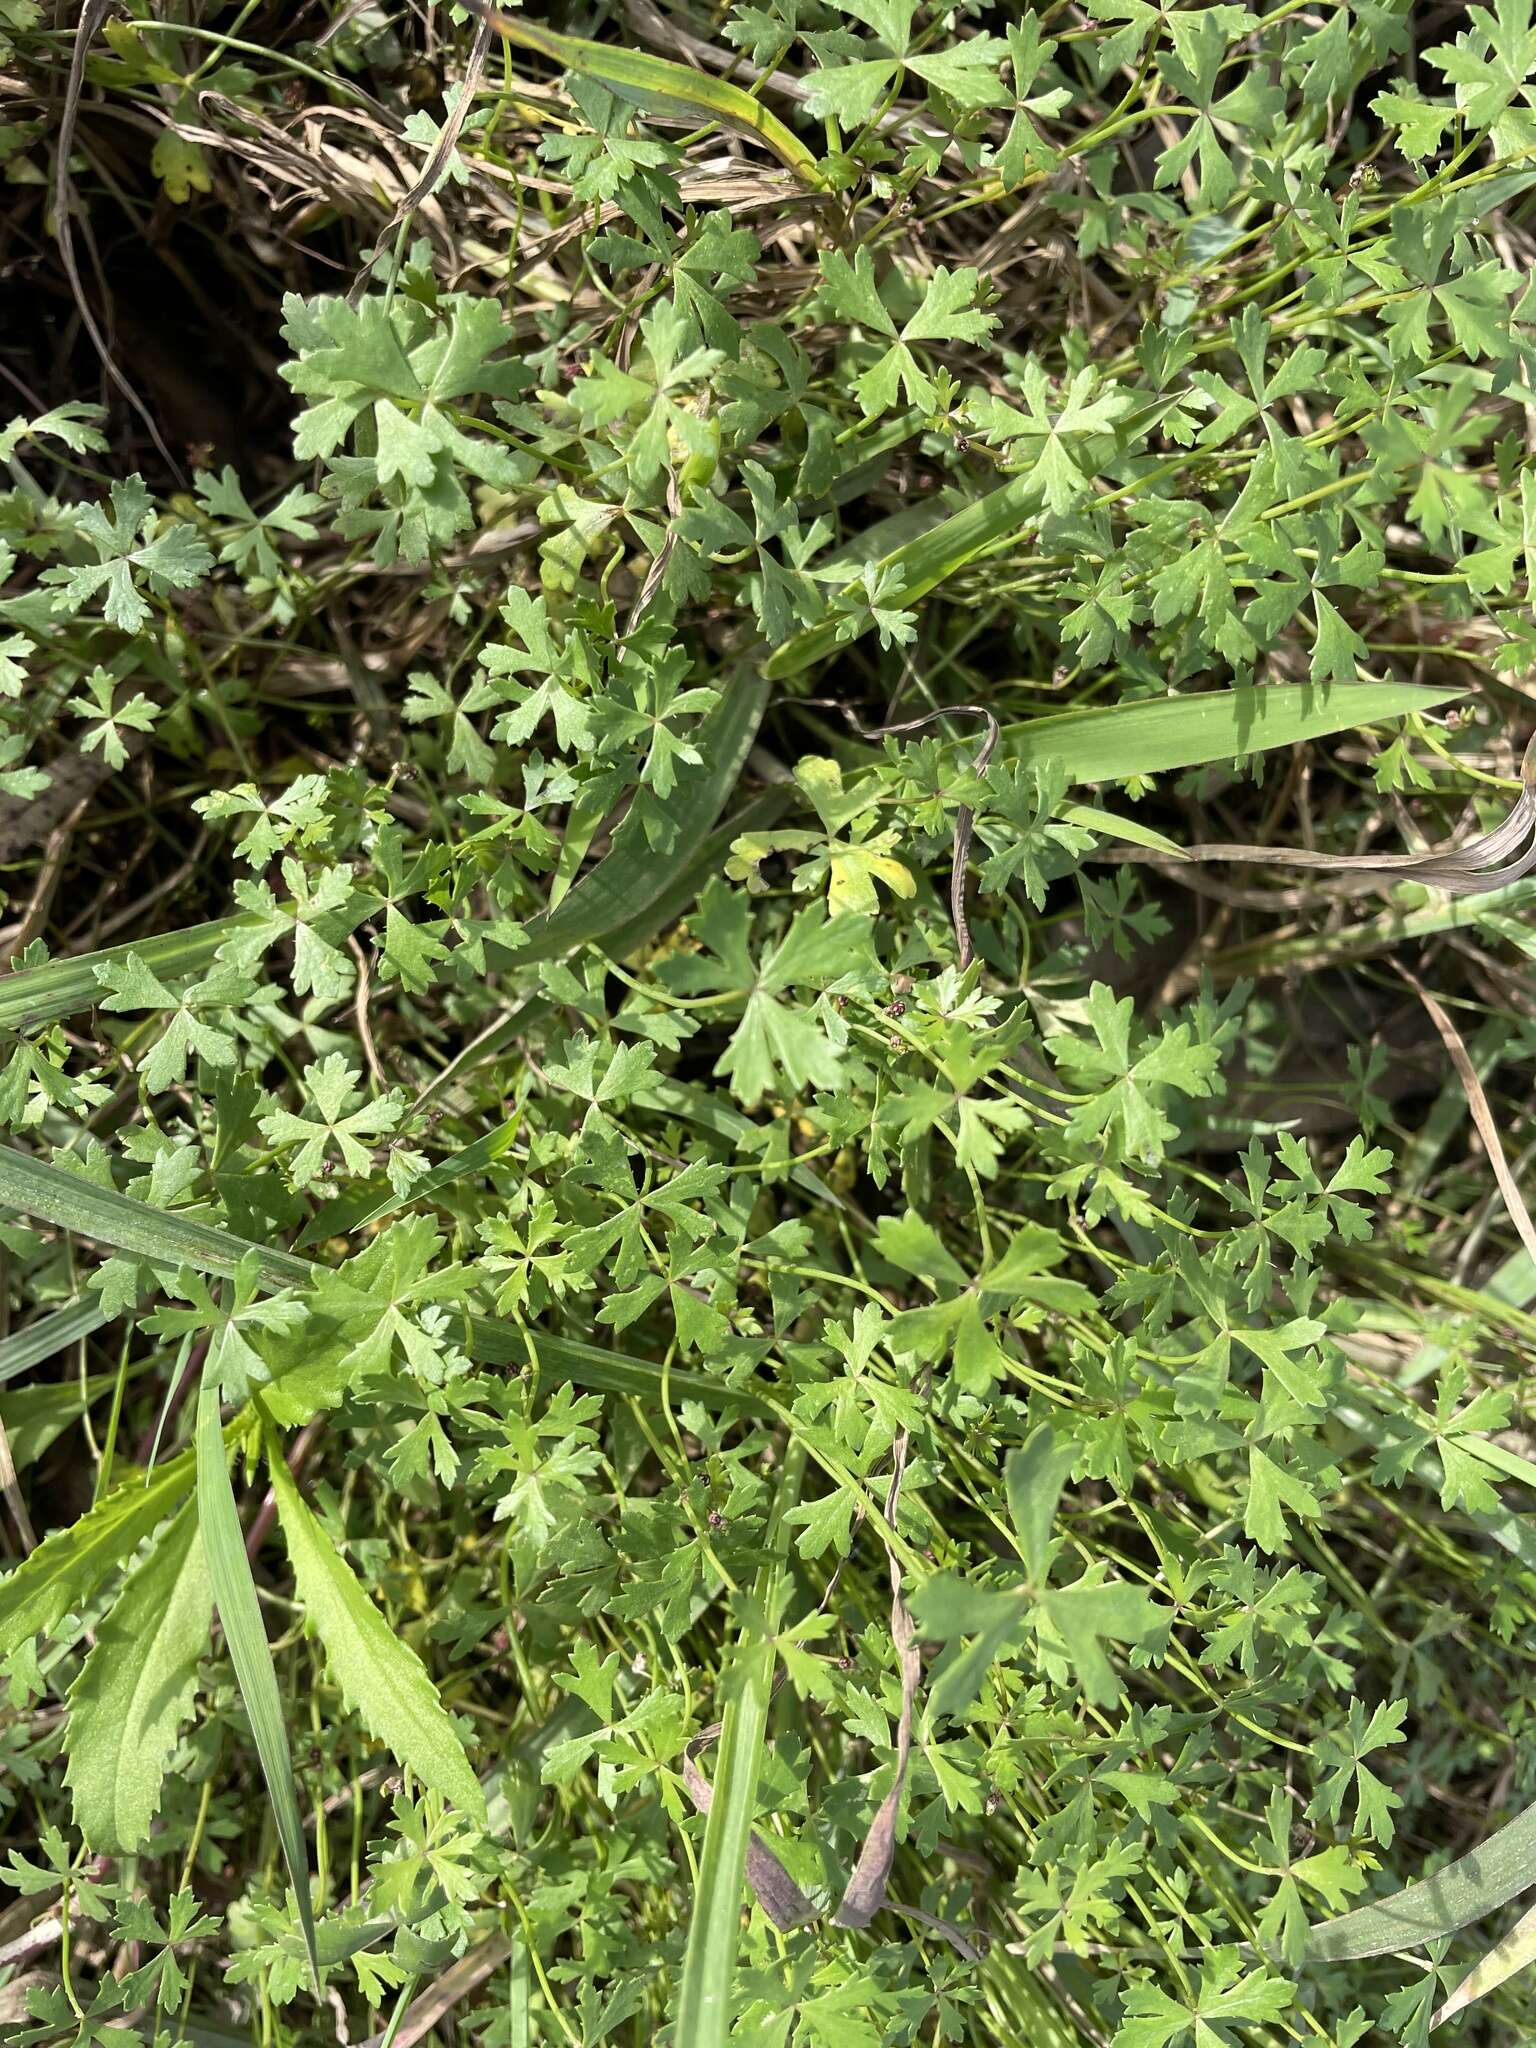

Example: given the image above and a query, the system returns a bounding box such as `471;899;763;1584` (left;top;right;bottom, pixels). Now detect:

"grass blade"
976;681;1461;785
0;1145;312;1290
461;0;822;187
195;1369;320;1989
675;1439;805;2048
0;915;251;1035
1432;1896;1536;2028
5;1370;117;1475
1309;1796;1536;1961
0;1141;772;1417
766;471;1043;679
521;675;772;959
0;1294;111;1387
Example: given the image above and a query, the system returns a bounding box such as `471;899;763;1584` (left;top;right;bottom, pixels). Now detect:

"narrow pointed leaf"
522;675;771;956
1432;1896;1536;2028
675;1441;805;2048
0;1294;112;1387
195;1371;319;1989
895;681;1460;786
463;0;822;186
0;914;251;1035
264;1419;485;1820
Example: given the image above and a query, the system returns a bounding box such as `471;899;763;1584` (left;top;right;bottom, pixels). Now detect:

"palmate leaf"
65;1499;211;1853
911;1428;1168;1717
263;1418;484;1820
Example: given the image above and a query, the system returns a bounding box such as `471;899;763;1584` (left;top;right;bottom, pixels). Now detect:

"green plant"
6;1;1536;2044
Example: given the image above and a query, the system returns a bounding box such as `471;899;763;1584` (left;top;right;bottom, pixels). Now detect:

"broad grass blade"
1309;1795;1536;1960
0;1145;312;1290
0;914;250;1035
983;681;1462;785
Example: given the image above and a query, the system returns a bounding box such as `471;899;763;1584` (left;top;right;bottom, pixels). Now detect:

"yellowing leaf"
826;836;915;916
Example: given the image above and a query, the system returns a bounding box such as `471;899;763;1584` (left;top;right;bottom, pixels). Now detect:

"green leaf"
910;1576;1024;1722
521;674;770;959
0;915;251;1034
0;1449;195;1657
41;476;212;632
1244;1446;1322;1553
263;1420;484;1820
0;1295;113;1388
675;1440;805;2048
466;5;823;187
1038;1576;1166;1706
1432;1895;1536;2029
0;1139;771;1418
1114;1947;1292;2047
65;1500;212;1852
195;1370;319;1991
1236;1318;1329;1408
1003;1426;1076;1582
1310;1794;1536;1962
972;682;1464;788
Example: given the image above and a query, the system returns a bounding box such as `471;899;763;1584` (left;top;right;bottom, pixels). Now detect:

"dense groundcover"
6;1;1536;2042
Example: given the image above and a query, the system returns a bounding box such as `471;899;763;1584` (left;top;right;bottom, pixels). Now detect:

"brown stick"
1396;962;1536;1269
832;1429;920;1928
358;1931;513;2048
808;700;1000;969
